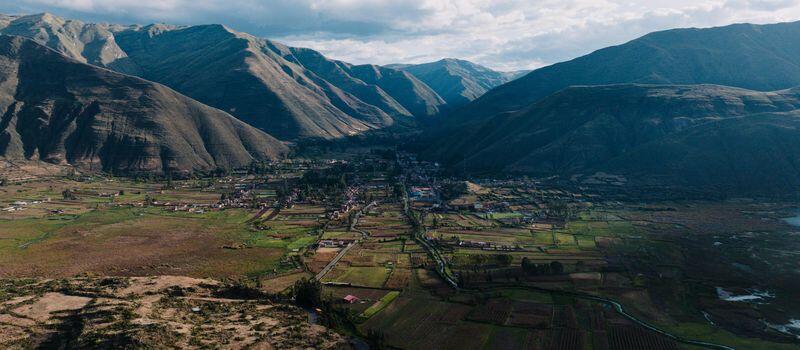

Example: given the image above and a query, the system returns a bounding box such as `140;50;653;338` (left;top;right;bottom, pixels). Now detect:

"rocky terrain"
0;276;348;349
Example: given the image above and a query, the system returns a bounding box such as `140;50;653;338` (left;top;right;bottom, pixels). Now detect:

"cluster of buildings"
2;199;45;212
318;238;357;248
327;186;360;220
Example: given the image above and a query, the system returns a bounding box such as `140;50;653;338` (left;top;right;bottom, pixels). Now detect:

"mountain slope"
424;84;800;193
269;44;447;118
112;24;394;140
459;20;800;123
346;64;447;118
1;13;452;140
0;35;287;174
271;45;413;120
389;58;526;106
0;13;138;74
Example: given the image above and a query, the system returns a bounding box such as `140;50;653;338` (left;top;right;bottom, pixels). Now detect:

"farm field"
2;150;800;350
325;266;392;288
393;170;800;349
0;177;306;278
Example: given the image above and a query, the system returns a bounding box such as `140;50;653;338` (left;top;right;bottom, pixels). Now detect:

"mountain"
0;35;287;174
346;64;447;118
0;13;139;74
0;13;450;140
112;24;400;140
458;20;800;122
423;84;800;194
272;45;446;119
388;58;527;107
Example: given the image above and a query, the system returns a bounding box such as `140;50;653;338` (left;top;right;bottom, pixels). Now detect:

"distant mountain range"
0;35;287;174
422;20;800;193
6;11;800;192
454;21;800;123
0;13;512;140
387;58;528;107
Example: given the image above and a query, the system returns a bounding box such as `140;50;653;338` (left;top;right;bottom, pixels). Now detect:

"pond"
715;287;774;303
782;211;800;227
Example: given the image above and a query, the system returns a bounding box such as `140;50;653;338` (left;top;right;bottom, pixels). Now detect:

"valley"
1;7;800;350
2;147;799;349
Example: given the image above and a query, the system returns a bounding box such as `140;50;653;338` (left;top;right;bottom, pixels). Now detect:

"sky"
3;0;800;71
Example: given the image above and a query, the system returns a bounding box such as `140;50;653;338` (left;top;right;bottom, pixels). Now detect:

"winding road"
314;201;378;281
393;154;735;350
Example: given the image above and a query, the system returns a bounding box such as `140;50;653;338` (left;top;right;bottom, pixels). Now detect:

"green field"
360;291;400;319
331;267;392;288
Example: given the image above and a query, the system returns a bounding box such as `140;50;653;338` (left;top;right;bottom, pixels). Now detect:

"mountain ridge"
0;34;287;174
0;12;454;140
386;58;528;107
453;20;800;123
422;83;800;194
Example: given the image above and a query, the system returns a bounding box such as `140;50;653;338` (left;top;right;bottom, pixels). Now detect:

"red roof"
343;295;360;303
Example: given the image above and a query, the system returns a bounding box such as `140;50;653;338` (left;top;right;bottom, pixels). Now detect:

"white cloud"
4;0;800;70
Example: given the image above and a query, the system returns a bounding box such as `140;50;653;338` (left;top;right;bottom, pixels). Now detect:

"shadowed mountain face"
424;84;800;194
458;21;800;122
388;58;527;107
0;35;287;174
0;13;450;140
272;45;446;119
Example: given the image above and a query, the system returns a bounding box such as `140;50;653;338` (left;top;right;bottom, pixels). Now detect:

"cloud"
3;0;800;70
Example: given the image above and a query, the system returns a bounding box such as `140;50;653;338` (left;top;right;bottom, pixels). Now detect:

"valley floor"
1;151;799;349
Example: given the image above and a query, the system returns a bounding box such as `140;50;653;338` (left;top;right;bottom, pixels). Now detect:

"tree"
550;261;564;275
521;257;537;275
164;171;174;190
497;254;513;267
538;263;551;275
292;278;322;308
366;329;386;350
62;189;77;200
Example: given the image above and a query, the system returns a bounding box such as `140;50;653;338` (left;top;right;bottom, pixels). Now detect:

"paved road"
314;201;377;281
394;163;735;350
315;242;357;281
399;186;458;288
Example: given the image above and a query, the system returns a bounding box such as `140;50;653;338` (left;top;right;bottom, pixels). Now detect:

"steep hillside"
2;12;451;139
457;21;800;122
272;45;446;118
424;84;800;193
346;64;447;118
0;35;287;174
0;13;138;74
390;58;525;106
112;24;395;140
